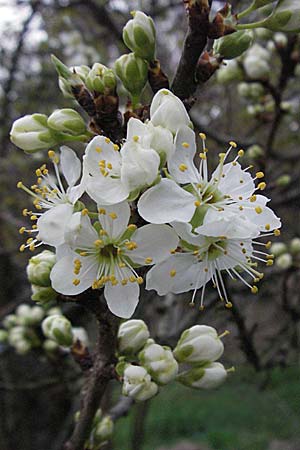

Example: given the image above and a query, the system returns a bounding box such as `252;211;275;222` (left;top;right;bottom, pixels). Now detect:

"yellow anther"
265;224;271;231
239;179;244;184
19;227;26;234
129;275;136;283
169;269;176;277
238;149;244;157
17;181;23;188
266;259;274;266
232;161;237;166
37;177;42;184
29;243;35;251
95;146;102;153
239;206;244;211
48;150;56;159
229;141;237;148
133;135;139;142
30;215;37;221
137;276;144;285
109;212;117;220
35;169;42;176
199;305;205;311
251;286;258;294
125;241;137;250
19;244;26;252
267;254;274;260
100;229;107;236
113;144;119;151
73;279;80;286
105;137;110;144
170;249;176;254
182;142;190;148
199;153;206;160
274;229;281;236
107;163;112;170
111;279;119;286
74;259;81;266
145;257;153;264
199;132;206;140
22;208;28;216
127;224;137;231
81;208;89;216
250;195;256;202
225;302;233;309
219;152;226;159
121;279;128;286
255;206;263;214
179;163;188;172
258;182;266;190
80;251;88;256
238;196;243;200
119;262;126;268
94;239;103;247
26;237;33;244
32;225;37;229
193;250;199;256
256;171;264;179
194;200;201;207
265;241;272;249
98;160;106;168
99;208;106;215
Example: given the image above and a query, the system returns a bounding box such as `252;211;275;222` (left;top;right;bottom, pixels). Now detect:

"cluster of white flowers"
117;320;230;402
16;88;281;318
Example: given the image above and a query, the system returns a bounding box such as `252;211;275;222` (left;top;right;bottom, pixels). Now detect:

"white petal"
97;201;130;240
67;181;86;204
60;146;81;187
172;222;206;246
138;178;195;224
104;267;140;318
196;213;259;239
126;118;149;140
150;89;191;134
146;254;206;296
168;126;199;183
64;212;98;249
242;196;281;231
213;162;255;199
128;224;179;265
50;254;98;295
84;135;122;177
86;176;129;205
37;203;74;246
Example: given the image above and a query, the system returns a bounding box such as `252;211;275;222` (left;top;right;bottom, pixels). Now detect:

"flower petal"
97;201;130;240
172;222;206;246
86;176;129;205
84;135;121;176
196;213;259;239
128;224;179;265
37;203;74;246
60;146;81;187
168;126;199;183
213;162;255;199
138;178;195;224
64;212;98;249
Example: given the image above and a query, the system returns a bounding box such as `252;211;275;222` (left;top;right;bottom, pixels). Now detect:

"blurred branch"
109;396;133;422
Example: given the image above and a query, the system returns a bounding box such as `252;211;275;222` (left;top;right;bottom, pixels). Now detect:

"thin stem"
237;3;256;20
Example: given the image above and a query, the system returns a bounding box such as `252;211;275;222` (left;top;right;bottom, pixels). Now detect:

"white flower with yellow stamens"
50;201;179;318
17;146;85;250
146;215;275;310
138;126;281;233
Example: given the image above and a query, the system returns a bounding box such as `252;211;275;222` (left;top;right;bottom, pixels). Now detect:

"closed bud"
214;31;253;59
139;342;178;385
43;339;59;353
246;144;264;160
93;416;114;444
14;339;32;355
275;174;291;187
16;304;44;326
177;362;228;390
3;314;18;329
243;44;271;79
250;0;276;9
274;32;288;48
58;65;90;98
47;109;87;136
31;285;57;303
0;330;8;343
173;325;224;364
276;252;293;270
122;364;158;401
27;250;56;287
42;315;74;347
10;114;57;153
114;53;148;100
117;319;150;355
270;242;287;257
86;63;116;94
216;60;243;84
123;11;156;61
290;237;300;255
259;0;300;33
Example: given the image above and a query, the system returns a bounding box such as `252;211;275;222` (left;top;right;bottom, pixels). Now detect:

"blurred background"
0;1;300;449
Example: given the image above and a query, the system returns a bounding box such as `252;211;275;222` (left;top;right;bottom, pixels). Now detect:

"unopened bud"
31;285;57;303
214;31;253;59
93;416;114;443
177;362;228;390
10;114;57;153
42;315;74;347
259;1;300;33
139;341;178;385
114;53;148;100
0;330;8;343
290;237;300;255
43;339;59;353
27;250;56;287
86;63;116;94
3;314;18;329
275;252;293;270
274;32;288;48
123;11;156;61
72;327;89;347
47;109;87;136
58;65;90;98
150;89;191;134
118;319;150;355
122;364;158;402
246;144;264;160
173;325;224;364
270;242;287;257
16;304;44;326
244;46;270;79
275;174;291;187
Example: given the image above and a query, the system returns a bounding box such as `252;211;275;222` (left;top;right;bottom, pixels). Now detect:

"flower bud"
216;60;243;84
259;0;300;33
0;330;8;343
3;314;18;329
42;315;74;347
16;304;44;326
93;416;114;444
214;31;253;59
86;63;116;94
114;53;148;100
139;342;178;385
275;174;291;187
290;237;300;255
246;144;264;160
43;339;59;353
150;89;191;134
275;252;293;270
274;32;288;48
117;319;150;355
72;327;89;347
122;364;158;401
8;325;27;346
31;285;57;303
58;65;90;98
27;250;56;287
243;46;270;79
123;11;156;61
270;242;287;257
10;114;57;153
14;339;32;355
47;109;87;136
177;362;228;390
173;325;224;364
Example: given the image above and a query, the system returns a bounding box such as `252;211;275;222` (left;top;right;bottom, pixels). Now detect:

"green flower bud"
177;362;228;390
290;237;300;255
3;314;18;329
8;325;27;346
251;0;275;8
93;416;114;444
47;307;62;316
58;65;90;98
47;109;87;136
31;285;57;303
246;144;264;160
42;315;74;347
270;242;288;257
216;60;243;84
10;114;57;153
16;304;44;326
123;11;156;61
114;53;148;100
259;0;300;32
139;341;178;385
14;339;32;355
43;339;59;353
86;63;116;94
0;330;8;343
173;325;224;365
275;252;293;270
27;250;56;287
275;174;291;187
122;364;158;402
214;31;253;59
118;319;150;355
